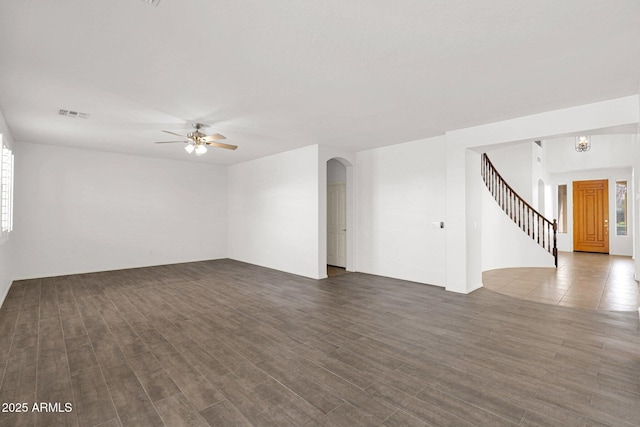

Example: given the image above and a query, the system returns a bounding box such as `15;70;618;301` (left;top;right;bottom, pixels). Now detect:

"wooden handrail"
481;153;558;267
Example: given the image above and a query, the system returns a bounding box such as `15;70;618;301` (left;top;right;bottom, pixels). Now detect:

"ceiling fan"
155;123;237;156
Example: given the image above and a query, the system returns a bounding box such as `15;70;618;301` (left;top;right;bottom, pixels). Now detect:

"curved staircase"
481;153;558;267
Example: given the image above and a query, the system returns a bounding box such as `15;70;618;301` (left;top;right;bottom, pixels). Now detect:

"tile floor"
483;251;639;311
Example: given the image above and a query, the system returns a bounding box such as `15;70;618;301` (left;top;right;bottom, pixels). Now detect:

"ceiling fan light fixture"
156;124;236;153
140;0;161;6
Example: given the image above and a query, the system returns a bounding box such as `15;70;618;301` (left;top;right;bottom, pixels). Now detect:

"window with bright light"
615;181;627;236
557;184;567;233
1;135;14;243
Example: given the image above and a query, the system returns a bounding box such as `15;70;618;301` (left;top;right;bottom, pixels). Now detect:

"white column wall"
228;145;321;279
445;144;469;293
0;111;15;306
356;136;447;286
531;142;548;215
465;150;483;291
13;142;228;279
634;134;640;282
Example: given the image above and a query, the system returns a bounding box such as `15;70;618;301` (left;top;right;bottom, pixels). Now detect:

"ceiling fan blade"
154;141;186;144
162;130;189;139
201;133;226;142
205;141;238;150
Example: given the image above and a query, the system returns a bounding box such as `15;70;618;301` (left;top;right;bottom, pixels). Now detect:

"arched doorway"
318;151;355;279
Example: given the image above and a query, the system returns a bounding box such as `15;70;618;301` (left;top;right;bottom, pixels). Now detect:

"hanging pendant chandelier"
575;136;591;152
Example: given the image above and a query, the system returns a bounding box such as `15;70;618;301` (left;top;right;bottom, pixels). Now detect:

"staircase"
481;153;558;267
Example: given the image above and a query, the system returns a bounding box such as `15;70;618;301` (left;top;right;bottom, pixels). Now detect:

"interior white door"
327;182;346;267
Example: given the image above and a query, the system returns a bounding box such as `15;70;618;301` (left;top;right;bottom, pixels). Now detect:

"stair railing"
481;153;557;267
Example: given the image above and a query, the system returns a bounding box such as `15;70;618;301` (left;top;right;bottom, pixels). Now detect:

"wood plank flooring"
0;259;639;426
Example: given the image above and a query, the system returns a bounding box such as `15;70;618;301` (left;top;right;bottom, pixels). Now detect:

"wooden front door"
573;179;609;253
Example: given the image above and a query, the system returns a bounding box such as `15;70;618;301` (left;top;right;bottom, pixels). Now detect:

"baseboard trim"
0;280;11;311
445;282;483;294
467;282;484;294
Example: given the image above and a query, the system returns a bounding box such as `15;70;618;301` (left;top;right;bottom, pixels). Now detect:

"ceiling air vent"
59;109;90;119
140;0;161;6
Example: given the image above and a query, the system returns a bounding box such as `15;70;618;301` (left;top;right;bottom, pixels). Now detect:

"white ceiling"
1;0;639;165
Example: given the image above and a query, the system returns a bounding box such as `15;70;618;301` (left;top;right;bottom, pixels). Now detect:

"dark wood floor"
0;259;639;427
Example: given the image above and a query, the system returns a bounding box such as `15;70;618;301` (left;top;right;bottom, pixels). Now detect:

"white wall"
13;142;228;279
485;141;549;215
484;142;533;202
228;145;320;279
465;150;484;291
356;136;447;286
481;189;556;271
0;111;15;307
531;142;551;217
545;134;637;173
634;132;640;281
634;136;640;281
